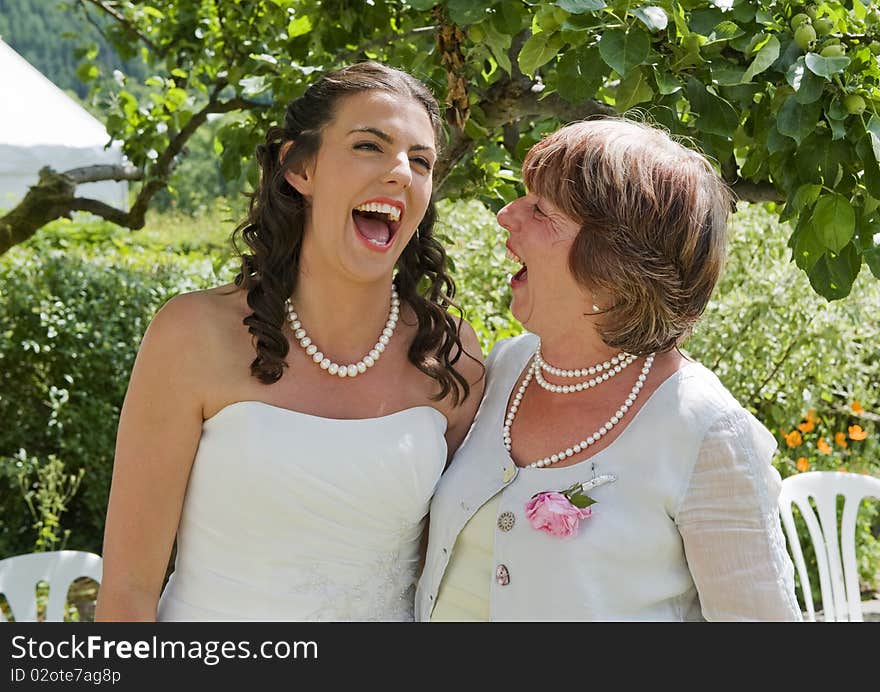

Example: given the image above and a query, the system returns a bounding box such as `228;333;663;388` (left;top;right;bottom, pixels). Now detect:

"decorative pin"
578;473;617;493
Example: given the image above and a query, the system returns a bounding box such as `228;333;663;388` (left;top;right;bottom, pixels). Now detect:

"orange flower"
834;431;848;448
785;430;803;448
817;437;832;454
851;401;864;414
797;419;815;433
838;467;848;473
796;457;810;472
849;425;868;441
805;408;819;423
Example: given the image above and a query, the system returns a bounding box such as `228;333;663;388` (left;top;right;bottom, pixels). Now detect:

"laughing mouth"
507;244;527;281
352;201;403;247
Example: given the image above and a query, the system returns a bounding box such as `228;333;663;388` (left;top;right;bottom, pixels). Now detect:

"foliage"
0;217;225;557
14;449;84;552
4;0;880;299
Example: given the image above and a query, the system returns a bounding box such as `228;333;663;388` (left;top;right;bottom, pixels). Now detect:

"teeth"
506;247;523;264
354;202;401;222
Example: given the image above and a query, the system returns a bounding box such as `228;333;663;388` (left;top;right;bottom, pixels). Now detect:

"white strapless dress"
156;401;447;621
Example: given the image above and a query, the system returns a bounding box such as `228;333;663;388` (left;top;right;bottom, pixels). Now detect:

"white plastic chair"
0;550;103;622
778;471;880;622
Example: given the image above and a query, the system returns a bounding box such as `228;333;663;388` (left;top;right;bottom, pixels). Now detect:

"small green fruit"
820;44;846;57
794;24;817;51
805;5;818;20
813;17;834;36
844;94;866;115
790;13;811;30
870;41;880;56
469;25;485;42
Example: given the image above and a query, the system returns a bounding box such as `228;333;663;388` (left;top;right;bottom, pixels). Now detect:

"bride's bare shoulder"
141;283;250;359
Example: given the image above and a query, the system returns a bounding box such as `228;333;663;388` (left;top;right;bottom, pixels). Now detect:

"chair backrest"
778;471;880;622
0;550;103;622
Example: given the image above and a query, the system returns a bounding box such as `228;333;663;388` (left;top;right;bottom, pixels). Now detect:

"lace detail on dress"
291;521;419;621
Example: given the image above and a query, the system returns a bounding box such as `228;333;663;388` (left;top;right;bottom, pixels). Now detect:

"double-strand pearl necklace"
502;350;655;469
285;286;400;379
533;348;638;394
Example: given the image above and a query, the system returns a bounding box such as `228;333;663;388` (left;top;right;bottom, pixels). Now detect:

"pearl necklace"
533;348;638;394
502;351;655;469
285;286;400;379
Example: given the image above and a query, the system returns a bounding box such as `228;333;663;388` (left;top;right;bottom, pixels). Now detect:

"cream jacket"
416;334;802;622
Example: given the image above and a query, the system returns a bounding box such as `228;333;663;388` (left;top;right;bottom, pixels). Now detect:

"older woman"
417;119;802;621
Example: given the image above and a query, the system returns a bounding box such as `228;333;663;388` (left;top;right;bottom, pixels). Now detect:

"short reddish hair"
523;118;732;354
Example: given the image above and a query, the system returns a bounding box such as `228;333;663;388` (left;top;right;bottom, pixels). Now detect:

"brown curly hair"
233;62;473;405
523;118;732;355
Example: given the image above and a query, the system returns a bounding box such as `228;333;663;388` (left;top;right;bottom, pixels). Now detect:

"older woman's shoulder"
666;359;770;436
485;331;538;370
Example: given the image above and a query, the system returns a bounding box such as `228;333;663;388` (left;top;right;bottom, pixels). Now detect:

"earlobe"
279;140;313;197
284;167;313;197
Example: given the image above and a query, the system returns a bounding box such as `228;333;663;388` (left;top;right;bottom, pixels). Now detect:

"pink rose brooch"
525;474;616;538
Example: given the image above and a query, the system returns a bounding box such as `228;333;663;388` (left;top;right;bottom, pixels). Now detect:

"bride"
95;62;484;621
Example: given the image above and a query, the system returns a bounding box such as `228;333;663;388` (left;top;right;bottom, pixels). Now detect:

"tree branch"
65;164;143;184
79;0;161;54
731;179;784;204
0;86;264;255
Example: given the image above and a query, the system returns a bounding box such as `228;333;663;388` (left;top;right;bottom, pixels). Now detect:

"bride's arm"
95;294;209;621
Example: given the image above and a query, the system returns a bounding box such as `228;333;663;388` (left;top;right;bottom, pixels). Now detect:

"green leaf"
686;78;738;138
742;36;779;82
707;20;744;42
791;216;826;271
785;58;825;105
76;62;100;82
792;183;823;214
484;22;513;74
598;28;650;75
777;96;820;145
517;32;562;76
555;0;605;13
407;0;437;10
711;63;747;86
855;218;880;280
866;115;880;163
616;68;654;110
556;46;603;103
812;194;855;252
766;122;790;155
781;182;821;222
804;53;851;78
632;6;667;32
447;0;492;25
567;492;597;509
164;87;187;111
808;244;861;300
287;15;311;38
653;67;681;95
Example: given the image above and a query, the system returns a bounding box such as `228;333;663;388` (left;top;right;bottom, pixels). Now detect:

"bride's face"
286;89;437;284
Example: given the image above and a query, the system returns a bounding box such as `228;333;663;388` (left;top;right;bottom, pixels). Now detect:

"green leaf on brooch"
567;492;597;509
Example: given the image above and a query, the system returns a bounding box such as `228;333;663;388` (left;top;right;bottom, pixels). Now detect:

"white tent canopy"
0;37;128;211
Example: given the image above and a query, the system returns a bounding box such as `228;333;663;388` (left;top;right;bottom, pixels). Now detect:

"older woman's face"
497;193;589;334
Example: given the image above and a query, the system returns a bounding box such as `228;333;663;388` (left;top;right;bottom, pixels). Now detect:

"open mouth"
507;244;528;283
352;201;403;250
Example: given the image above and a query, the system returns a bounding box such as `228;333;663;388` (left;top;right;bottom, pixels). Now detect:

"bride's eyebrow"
348;126;435;156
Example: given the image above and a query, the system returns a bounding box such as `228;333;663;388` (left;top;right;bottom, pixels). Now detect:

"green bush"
0;218;225;556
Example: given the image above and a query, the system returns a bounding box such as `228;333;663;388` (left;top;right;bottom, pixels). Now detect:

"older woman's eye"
533;204;547;218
